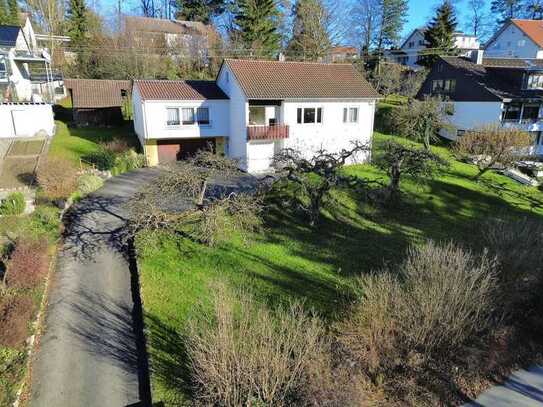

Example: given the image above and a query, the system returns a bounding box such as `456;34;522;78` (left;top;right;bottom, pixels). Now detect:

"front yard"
137;132;543;405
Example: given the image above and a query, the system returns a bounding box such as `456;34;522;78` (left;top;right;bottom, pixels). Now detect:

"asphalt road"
30;168;160;407
465;365;543;406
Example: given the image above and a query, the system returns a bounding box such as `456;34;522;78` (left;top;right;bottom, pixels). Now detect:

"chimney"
278;52;285;62
471;49;484;65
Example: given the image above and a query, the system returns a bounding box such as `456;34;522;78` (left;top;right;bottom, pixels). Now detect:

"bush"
0;193;25;216
86;146;116;171
341;241;498;365
103;139;130;154
78;174;104;196
111;150;145;175
36;157;78;200
28;205;61;240
0;294;33;348
6;238;49;289
482;217;543;308
186;285;329;406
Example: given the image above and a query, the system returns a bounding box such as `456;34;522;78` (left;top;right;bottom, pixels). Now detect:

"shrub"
186;285;329;406
77;174;104;196
103;139;130;154
0;192;25;216
482;217;543;308
36;157;78;200
86;146;116;171
341;241;498;366
6;238;49;289
111;150;145;175
29;205;61;239
0;294;33;348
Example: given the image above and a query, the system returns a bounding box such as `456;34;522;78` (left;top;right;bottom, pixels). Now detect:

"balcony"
247;124;289;141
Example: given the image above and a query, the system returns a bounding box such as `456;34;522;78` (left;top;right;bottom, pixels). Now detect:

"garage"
157;138;216;163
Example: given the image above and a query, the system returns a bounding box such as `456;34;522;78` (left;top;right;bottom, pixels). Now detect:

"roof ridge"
224;58;353;66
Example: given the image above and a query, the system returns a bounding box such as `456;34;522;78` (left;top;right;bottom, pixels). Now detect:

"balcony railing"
247;124;289;141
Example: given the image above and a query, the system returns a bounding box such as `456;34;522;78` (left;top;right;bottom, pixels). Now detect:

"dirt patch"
0;157;37;189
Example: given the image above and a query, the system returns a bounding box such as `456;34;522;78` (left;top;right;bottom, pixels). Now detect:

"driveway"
30;168;161;407
465;365;543;406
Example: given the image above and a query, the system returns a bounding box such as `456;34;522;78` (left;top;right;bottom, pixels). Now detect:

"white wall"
217;64;248;168
485;22;541;58
132;86;145;146
0;103;54;138
140;99;229;140
243;99;376;173
442;101;503;139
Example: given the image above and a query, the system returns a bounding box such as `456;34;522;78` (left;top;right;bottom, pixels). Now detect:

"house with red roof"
132;58;380;173
485;19;543;59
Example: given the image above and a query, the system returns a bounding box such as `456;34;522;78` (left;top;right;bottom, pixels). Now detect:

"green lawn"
137;132;543;406
49;121;137;166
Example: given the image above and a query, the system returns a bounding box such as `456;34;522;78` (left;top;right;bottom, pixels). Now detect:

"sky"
402;0;493;39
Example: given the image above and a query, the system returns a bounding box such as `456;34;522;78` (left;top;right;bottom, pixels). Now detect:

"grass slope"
49;121;136;166
137;132;543;405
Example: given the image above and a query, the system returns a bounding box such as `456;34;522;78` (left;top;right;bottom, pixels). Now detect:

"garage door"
157;139;216;163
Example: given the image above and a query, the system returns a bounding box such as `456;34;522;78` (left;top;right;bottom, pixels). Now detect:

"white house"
0;16;60;103
417;51;543;155
386;28;480;69
485;19;543;59
132;59;380;173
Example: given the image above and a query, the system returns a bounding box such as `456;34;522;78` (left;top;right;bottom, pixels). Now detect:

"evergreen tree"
175;0;225;24
491;0;524;23
7;0;18;25
421;0;457;66
376;0;409;50
233;0;280;57
66;0;88;45
286;0;331;60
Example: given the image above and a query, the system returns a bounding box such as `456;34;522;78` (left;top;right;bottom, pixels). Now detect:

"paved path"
30;168;160;407
466;365;543;406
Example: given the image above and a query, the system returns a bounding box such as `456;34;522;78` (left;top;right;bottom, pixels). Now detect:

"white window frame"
343;107;359;124
296;107;323;125
166;106;211;127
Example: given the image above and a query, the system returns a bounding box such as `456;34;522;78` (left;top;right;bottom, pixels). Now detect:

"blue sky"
402;0;493;39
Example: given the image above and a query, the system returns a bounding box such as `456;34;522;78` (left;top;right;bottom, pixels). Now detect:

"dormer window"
432;79;456;94
526;73;543;89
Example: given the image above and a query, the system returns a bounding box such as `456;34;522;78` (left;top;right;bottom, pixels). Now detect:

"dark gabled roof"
134;80;229;100
65;79;132;108
222;58;380;99
417;56;543;102
0;25;21;48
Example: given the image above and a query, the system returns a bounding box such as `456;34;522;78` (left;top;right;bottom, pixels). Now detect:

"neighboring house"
64;79;131;127
124;16;217;60
417;51;543;155
0;102;55;138
326;46;359;63
0;16;61;103
385;28;480;68
485;19;543;59
132;58;380;173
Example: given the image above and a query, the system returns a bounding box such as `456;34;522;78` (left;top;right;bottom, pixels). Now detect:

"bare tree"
128;150;262;246
465;0;492;41
273;141;375;226
453;124;533;180
374;140;447;202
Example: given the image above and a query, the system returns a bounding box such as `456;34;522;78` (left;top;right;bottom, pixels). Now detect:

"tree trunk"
197;179;207;206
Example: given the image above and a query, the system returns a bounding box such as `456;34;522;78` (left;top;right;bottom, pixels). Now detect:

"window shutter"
317;108;322;123
197;107;209;124
297;108;302;124
343;108;348;122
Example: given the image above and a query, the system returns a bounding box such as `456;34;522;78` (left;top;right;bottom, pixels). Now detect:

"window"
418;40;425;46
167;107;210;126
518;39;526;47
527;73;543;89
197;107;210;124
296;107;322;124
167;108;180;126
408;41;415;48
182;107;195;124
522;104;540;122
432;79;455;94
343;107;359;123
249;106;266;125
0;57;6;79
457;129;466;137
502;103;521;121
